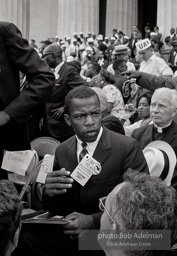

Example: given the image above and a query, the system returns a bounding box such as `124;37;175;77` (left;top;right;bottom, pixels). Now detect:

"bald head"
43;44;62;68
43;44;62;56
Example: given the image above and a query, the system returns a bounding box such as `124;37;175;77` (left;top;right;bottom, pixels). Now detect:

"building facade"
0;0;176;45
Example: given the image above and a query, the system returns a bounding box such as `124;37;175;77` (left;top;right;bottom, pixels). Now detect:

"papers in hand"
1;150;35;176
22;211;70;225
36;154;54;184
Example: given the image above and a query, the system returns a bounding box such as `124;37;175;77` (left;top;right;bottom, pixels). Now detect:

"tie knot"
81;142;87;148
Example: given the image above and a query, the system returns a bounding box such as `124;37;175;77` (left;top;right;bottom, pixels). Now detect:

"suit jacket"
0;22;54;153
44;127;148;228
137;72;177;91
131;122;177;190
43;63;86;140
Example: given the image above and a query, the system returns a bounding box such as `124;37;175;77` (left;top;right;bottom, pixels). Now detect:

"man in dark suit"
0;21;54;178
132;87;177;190
42;44;86;142
15;86;148;256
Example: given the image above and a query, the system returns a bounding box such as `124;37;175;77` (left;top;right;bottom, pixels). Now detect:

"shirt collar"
54;61;64;76
154;121;172;133
76;126;103;155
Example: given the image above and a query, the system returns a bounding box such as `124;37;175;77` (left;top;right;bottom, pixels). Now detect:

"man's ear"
64;114;72;126
172;107;177;118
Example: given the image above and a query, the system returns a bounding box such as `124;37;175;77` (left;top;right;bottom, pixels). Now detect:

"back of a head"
43;44;62;56
109;169;177;256
64;86;100;115
90;62;101;75
0;180;22;256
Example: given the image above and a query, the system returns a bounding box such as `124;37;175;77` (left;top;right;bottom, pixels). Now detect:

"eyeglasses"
99;196;118;227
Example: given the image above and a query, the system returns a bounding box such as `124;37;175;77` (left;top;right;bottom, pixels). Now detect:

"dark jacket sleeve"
2;22;55;124
137;72;177;92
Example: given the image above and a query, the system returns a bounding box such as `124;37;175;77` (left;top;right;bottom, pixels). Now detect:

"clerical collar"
76;126;103;159
153;122;172;133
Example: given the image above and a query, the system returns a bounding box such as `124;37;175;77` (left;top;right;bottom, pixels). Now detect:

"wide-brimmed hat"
143;141;176;186
136;38;151;52
112;45;129;55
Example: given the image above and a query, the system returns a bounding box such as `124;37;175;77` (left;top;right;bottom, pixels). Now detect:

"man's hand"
0;111;11;126
63;212;95;238
121;70;142;80
44;168;74;197
51;107;64;120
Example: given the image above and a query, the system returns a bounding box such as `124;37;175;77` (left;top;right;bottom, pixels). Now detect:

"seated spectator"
85;62;101;85
99;169;177;256
131;87;177;191
136;38;173;77
95;69;124;119
14;86;148;256
0;180;22;256
107;45;136;75
121;92;153;136
97;50;109;69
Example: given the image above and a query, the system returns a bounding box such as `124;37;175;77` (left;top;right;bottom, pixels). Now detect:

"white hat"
112;45;129;55
136;38;151;52
97;34;103;40
87;38;94;43
66;56;74;62
110;37;116;41
143;141;176;186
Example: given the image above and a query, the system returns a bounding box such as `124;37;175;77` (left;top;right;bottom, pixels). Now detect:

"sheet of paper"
36;154;54;184
1;150;35;176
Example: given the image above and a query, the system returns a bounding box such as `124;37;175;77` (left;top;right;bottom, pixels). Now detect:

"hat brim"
112;50;129;55
143;141;176;186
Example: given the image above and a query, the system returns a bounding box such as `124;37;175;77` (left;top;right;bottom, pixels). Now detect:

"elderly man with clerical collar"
132;87;177;190
15;86;148;256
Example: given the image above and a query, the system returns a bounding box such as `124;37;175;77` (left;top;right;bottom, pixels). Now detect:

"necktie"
79;142;88;162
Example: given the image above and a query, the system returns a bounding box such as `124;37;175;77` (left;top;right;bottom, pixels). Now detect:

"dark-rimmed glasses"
99;196;118;227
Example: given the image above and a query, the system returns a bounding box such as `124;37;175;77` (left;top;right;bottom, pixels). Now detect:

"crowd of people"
1;21;177;256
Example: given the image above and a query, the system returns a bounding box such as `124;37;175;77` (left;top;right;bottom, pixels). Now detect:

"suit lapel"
66;137;78;170
93;127;111;165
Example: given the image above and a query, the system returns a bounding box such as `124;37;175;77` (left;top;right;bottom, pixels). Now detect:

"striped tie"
79;142;88;162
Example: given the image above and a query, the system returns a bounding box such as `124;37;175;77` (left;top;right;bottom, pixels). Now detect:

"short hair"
99;69;115;84
112;59;126;71
136;91;153;108
64;86;100;115
153;88;177;109
89;62;101;75
165;36;171;43
0;180;22;256
109;169;177;256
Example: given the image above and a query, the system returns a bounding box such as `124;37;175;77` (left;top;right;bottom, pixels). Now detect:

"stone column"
57;0;99;39
105;0;138;37
0;0;30;39
157;0;177;38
